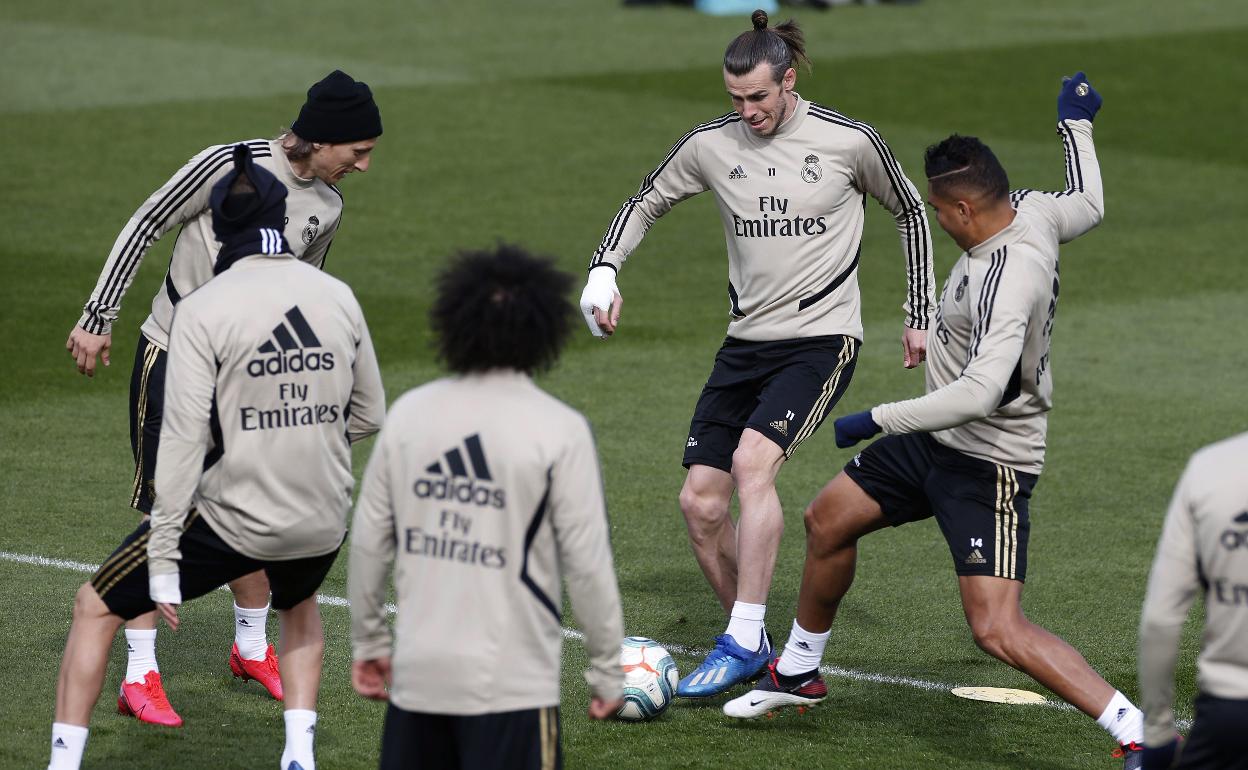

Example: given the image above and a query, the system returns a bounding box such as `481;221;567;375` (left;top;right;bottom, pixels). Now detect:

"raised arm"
580;121;710;337
1011;73;1105;243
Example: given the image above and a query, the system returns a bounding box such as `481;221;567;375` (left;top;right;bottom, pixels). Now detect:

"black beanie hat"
290;70;383;144
210;145;290;274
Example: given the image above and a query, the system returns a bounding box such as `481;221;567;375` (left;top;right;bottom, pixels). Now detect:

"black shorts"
89;512;340;620
379;703;561;770
1174;693;1248;769
683;335;859;472
843;433;1038;581
129;335;167;514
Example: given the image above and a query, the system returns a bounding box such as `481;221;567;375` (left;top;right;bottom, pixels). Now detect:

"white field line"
2;549;1189;730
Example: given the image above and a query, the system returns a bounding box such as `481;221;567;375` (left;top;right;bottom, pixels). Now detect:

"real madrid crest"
801;154;822;184
954;275;969;302
302;215;320;245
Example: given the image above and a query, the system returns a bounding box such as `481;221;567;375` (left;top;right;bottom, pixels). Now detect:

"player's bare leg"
794;473;891;633
678;465;737;613
277;597;324;770
228;569;283;700
55;584;124;726
730;429;787;605
958;576;1114;716
677;430;785;697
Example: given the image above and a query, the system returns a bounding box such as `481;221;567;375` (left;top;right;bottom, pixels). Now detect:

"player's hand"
156;603;180;631
579;265;622;338
1057;71;1102;123
1140;737;1180;770
352;658;393;701
588;696;624;720
66;326;112;377
834;409;881;449
902;327;927;369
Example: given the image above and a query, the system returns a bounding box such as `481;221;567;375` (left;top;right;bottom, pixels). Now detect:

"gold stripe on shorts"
539;706;559;770
91;509;199;597
994;466;1019;579
130;341;163;508
786;337;857;458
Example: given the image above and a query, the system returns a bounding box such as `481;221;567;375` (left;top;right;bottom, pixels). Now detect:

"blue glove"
1058;71;1102;123
834;410;881;449
1140;738;1179;770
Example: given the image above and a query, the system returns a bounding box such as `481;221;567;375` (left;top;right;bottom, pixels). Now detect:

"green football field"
2;1;1245;767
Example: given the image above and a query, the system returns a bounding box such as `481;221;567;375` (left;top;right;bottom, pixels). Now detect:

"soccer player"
724;73;1149;767
579;10;934;698
47;144;385;770
350;245;625;769
1137;433;1248;770
63;69;381;724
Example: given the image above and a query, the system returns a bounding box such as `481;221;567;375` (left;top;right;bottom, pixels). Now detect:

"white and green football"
616;636;679;722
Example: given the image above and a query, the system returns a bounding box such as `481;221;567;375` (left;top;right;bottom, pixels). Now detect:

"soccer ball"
616;636;679;722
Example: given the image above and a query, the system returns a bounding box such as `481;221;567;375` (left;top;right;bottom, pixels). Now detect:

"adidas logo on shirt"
728;164;747;179
414;433;506;508
247;307;336;377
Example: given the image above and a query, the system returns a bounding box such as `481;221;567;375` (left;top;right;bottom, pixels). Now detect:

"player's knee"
71;582;108;622
968;616;1014;661
679;486;727;537
729;445;774;493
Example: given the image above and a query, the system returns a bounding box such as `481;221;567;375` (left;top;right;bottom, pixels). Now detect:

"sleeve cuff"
352;636;393;662
583;667;624;702
149;570;181;604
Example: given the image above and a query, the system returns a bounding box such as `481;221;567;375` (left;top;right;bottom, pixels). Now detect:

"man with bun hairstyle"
726;72;1148;768
62;70;381;725
579;9;934;698
48;144;385;770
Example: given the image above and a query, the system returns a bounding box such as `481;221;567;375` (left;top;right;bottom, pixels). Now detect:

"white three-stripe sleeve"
588;124;710;272
850;127;936;330
345;301;385;444
77;145;239;335
872;254;1045;435
146;307;217;578
348;416;398;663
552;418;624;702
1012;120;1104;244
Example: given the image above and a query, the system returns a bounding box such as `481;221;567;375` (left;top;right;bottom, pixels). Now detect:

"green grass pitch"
2;1;1245;767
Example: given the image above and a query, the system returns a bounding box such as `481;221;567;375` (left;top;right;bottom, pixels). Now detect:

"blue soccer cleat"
676;632;771;698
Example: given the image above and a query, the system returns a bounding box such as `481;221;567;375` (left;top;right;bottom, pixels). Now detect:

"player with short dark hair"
47;145;385;770
62;70;382;724
579;8;934;699
726;72;1148;768
350;245;624;770
1138;433;1248;770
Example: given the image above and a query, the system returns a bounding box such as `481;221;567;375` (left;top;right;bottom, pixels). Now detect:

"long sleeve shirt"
872;119;1104;474
349;370;624;715
1138;432;1248;746
147;252;384;576
77;138;343;347
590;94;934;341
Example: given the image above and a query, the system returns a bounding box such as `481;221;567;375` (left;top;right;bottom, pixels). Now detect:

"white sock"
1095;690;1143;745
280;709;317;770
124;628;158;684
776;620;830;677
235;603;270;662
724;601;767;651
48;723;88;770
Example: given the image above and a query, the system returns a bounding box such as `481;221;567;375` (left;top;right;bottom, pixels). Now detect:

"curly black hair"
429;244;576;375
924;134;1009;202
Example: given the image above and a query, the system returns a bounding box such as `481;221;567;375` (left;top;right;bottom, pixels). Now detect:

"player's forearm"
571;567;625;701
1054;119;1105;240
896;207;936;330
873;375;1001;435
589;203;656;272
1137;617;1184;746
78;216;157;335
347;530;395;660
